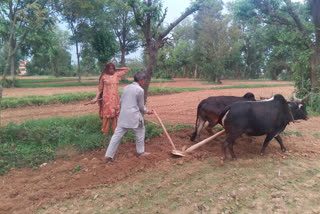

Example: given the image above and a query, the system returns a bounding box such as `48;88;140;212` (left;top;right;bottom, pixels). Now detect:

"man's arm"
137;89;153;114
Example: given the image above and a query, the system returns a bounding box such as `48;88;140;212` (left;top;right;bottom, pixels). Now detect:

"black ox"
190;92;256;141
218;94;308;160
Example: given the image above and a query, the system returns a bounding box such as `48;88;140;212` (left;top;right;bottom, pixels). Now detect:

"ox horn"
292;90;310;102
301;93;311;102
292;90;301;101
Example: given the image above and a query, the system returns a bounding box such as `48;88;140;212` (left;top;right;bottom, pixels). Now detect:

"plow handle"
153;110;177;150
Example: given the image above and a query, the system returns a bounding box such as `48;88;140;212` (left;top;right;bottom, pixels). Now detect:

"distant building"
18;60;29;75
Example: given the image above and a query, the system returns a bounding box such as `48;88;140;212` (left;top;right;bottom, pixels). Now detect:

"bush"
307;93;320;115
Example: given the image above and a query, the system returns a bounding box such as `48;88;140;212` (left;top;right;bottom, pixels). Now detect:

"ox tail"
218;105;231;126
190;103;202;141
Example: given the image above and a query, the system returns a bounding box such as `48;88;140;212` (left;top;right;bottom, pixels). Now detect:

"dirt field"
2;79;294;126
1;79;319;214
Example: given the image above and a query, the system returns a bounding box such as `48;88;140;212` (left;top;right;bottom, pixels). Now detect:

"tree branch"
158;1;203;40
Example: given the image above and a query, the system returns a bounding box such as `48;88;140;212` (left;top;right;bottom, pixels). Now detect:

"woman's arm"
90;75;104;103
116;67;130;78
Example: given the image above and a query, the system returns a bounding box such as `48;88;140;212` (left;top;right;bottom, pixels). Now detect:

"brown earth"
2;80;294;126
1;79;319;214
2;78;291;98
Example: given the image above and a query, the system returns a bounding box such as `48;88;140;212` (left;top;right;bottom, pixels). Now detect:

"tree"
25;26;73;76
234;0;320;91
90;27;119;70
107;0;140;66
0;0;52;85
129;0;206;100
57;0;103;81
193;0;242;82
0;0;53;131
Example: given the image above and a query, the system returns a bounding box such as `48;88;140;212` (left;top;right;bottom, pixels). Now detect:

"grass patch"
283;131;302;136
210;83;293;89
15;79;131;88
16;78;83;83
1;92;95;109
312;132;320;139
148;86;204;95
15;78;173;88
2;86;204;109
0;115;164;175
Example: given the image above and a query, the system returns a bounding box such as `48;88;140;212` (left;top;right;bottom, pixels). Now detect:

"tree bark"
0;84;2;129
310;0;320;89
143;45;159;101
75;40;81;82
120;48;126;67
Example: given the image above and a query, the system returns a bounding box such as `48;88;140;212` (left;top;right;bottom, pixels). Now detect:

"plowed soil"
1;79;319;214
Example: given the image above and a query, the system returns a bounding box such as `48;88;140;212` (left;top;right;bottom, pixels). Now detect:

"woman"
91;62;130;134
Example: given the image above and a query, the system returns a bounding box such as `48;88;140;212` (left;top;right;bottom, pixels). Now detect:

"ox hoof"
232;157;237;161
260;152;265;156
282;148;287;152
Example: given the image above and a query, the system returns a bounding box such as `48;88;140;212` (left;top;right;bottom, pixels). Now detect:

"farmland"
0;79;319;214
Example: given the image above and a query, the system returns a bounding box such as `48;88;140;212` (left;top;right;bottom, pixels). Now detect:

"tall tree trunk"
120;48;126;67
0;84;2;131
310;52;320;89
75;41;81;82
143;45;159;101
309;0;320;89
10;56;15;86
10;37;16;83
194;64;198;79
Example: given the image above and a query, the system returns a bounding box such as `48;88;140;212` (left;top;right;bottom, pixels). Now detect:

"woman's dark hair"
134;72;146;82
103;62;116;75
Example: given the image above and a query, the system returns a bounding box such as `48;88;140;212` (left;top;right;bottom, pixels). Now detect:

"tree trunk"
143;46;159;102
310;0;320;89
120;48;126;67
75;41;81;82
0;84;2;131
10;36;17;84
194;64;198;79
310;51;320;89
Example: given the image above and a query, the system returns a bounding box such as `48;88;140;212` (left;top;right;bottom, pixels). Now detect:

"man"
104;71;153;163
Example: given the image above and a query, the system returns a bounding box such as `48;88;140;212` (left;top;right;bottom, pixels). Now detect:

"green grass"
1;92;96;109
210;83;294;89
15;78;173;88
15;79;131;88
283;131;302;136
16;78;83;83
147;86;204;95
1;86;204;109
0;115;165;175
0;114;193;175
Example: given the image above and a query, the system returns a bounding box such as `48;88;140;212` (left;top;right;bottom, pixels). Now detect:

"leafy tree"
233;0;320;91
107;0;140;66
128;0;206;100
25;26;73;76
193;0;242;82
56;0;103;81
90;27;119;70
0;0;53;84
